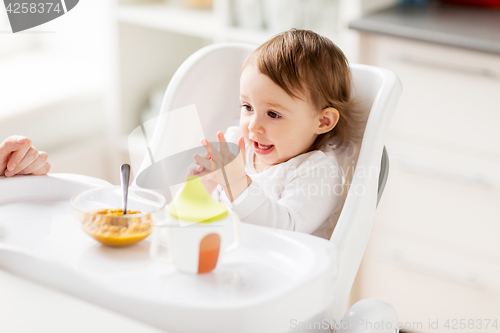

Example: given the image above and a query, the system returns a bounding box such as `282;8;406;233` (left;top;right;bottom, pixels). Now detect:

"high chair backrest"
131;43;255;197
329;65;402;322
160;43;256;142
140;43;402;323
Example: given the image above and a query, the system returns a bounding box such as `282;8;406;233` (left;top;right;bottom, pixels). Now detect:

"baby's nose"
248;116;264;133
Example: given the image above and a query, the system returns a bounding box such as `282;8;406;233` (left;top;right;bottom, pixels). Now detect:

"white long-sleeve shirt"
213;126;343;239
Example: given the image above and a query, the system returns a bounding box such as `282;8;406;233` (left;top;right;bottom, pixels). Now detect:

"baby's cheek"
239;123;249;138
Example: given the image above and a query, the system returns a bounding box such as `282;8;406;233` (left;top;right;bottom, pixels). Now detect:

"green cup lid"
167;176;228;223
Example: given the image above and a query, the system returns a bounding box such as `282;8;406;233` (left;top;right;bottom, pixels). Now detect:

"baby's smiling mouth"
253;141;275;155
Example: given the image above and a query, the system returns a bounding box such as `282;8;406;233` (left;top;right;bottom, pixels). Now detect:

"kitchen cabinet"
350;22;500;333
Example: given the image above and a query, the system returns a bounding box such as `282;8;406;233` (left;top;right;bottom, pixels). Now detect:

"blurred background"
1;0;499;331
0;0;394;185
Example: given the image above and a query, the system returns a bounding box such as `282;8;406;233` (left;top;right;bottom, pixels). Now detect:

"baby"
189;30;363;239
0;136;50;177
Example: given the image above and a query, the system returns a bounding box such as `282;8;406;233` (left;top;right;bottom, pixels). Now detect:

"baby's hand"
0;136;50;177
192;132;250;202
186;158;219;194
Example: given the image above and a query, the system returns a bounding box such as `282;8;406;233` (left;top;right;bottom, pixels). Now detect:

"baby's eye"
241;104;253;112
267;111;281;119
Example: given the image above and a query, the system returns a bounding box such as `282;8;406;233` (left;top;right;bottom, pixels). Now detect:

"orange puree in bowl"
80;209;153;247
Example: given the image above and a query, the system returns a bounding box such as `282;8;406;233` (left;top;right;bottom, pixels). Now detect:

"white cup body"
150;210;240;274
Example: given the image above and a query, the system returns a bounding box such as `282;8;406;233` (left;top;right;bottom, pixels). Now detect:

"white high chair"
140;43;403;331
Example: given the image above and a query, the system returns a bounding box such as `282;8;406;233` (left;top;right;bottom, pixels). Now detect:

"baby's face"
239;64;321;171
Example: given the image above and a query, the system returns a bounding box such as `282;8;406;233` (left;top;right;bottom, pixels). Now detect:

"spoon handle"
120;164;131;215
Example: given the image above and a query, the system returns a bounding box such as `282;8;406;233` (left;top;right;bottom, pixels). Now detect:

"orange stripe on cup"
198;233;220;273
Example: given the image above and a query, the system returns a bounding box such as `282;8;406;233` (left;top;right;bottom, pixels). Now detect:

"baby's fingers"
238;136;246;164
200;138;213;155
194;154;214;171
187;162;201;176
217;132;231;157
201;139;222;166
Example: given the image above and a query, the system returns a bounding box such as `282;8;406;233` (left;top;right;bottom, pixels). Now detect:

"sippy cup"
150;176;240;274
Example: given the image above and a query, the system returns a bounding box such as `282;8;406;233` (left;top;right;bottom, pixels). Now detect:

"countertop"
349;2;500;55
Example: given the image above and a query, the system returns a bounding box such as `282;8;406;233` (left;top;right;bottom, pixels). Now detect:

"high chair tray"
0;174;337;333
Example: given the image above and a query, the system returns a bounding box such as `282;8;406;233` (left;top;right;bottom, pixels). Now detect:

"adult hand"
0;136;50;177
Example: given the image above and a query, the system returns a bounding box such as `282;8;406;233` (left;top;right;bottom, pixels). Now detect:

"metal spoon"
120;163;131;215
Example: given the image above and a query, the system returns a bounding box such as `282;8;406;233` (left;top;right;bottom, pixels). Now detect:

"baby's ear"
316;107;339;134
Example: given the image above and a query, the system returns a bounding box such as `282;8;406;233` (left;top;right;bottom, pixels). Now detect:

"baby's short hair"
244;29;364;150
